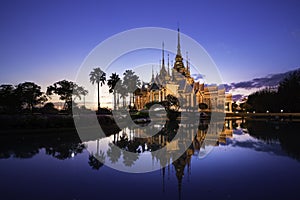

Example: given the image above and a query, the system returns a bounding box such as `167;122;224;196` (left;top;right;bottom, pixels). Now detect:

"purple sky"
1;0;300;91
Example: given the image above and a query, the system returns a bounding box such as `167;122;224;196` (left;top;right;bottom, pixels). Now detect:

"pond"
0;119;299;200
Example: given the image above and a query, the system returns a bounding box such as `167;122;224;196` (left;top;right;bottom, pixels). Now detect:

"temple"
134;28;232;112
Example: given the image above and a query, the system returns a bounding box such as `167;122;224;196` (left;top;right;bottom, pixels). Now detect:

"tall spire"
151;65;155;83
186;51;190;74
167;53;170;76
159;60;161;70
162;42;165;69
177;28;181;56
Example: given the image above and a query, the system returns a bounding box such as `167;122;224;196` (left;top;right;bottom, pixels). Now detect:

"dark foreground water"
0;119;299;200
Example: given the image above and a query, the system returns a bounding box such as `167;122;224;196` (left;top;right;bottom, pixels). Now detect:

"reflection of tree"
13;147;39;159
163;119;180;142
45;143;86;160
122;150;139;167
88;152;105;170
107;143;121;164
0;133;86;160
246;120;300;161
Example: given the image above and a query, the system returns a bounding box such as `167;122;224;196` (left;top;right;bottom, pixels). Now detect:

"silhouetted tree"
107;73;120;110
277;70;300;112
15;82;47;112
0;84;18;113
76;86;88;108
46;80;80;111
117;80;128;109
165;94;180;111
89;67;106;111
42;102;58;114
240;102;252;112
246;88;278;112
122;70;141;106
231;101;238;112
199;103;208;110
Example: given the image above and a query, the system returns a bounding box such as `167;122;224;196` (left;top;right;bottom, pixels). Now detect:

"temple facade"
134;29;232;113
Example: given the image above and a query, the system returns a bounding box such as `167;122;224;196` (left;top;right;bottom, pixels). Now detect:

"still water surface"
0;119;299;200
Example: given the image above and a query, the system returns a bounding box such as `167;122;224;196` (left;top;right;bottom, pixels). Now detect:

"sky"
1;0;300;98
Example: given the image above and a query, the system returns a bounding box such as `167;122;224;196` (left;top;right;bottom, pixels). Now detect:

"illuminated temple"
134;29;233;112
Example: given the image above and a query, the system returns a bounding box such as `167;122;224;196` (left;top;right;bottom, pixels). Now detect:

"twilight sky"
1;0;300;92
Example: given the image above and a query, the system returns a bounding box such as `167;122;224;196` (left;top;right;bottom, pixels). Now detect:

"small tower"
186;51;190;77
173;27;185;81
160;42;167;77
167;53;170;76
150;65;155;83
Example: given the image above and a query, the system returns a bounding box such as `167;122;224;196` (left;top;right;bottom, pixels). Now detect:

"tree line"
241;70;300;113
0;67;143;114
0;80;87;114
89;68;141;112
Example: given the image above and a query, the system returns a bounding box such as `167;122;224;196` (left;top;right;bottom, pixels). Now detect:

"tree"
122;70;141;106
239;102;252;112
106;143;121;164
42;102;58;114
0;84;17;113
15;82;47;112
89;68;106;111
116;80;128;109
107;73;120;110
88;154;105;170
46;80;80;111
277;70;300;112
165;94;180;111
246;88;278;112
231;101;238;112
76;86;88;108
199;103;208;110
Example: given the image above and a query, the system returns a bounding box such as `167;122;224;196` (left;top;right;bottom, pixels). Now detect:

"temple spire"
167;53;170;76
177;28;181;56
186;51;190;75
151;65;155;83
159;60;161;70
162;42;165;69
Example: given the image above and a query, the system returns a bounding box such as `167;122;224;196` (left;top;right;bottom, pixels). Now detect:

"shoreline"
1;112;300;134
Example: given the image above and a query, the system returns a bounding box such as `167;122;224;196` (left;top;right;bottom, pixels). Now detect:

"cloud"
223;68;300;101
191;73;205;81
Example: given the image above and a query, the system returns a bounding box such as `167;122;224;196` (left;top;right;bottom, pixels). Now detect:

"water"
0;119;299;200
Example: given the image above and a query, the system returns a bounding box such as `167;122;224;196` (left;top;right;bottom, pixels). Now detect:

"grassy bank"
0;114;121;137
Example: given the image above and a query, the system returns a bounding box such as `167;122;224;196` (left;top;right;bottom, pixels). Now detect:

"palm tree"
107;73;120;110
106;143;121;164
89;68;106;111
76;86;88;108
117;80;128;109
122;70;141;107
